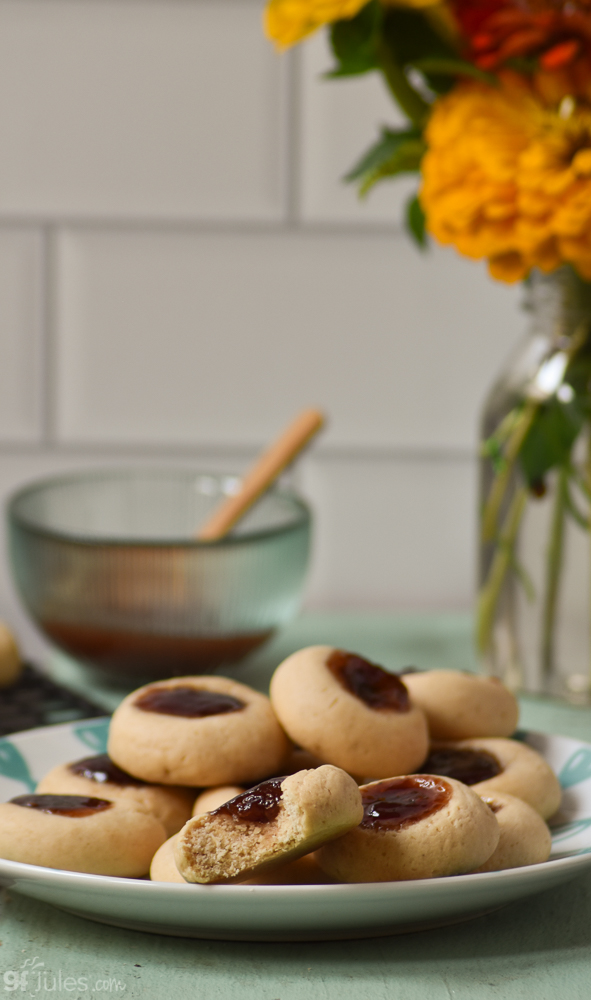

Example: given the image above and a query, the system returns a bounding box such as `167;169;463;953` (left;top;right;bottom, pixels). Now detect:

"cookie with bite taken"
269;646;429;779
150;830;331;884
175;764;363;884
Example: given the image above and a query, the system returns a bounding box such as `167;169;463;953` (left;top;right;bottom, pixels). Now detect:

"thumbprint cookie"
421;737;562;819
0;794;166;876
108;675;290;787
269;646;428;778
37;754;193;836
315;774;499;882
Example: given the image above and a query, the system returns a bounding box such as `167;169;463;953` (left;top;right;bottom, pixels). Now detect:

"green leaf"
377;7;464;99
382;7;456;67
328;1;382;77
344;127;425;195
406;194;427;249
519;397;584;487
345;127;420;180
411;57;497;86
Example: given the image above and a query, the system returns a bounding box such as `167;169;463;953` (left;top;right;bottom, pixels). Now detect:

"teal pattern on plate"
0;739;35;791
559;748;591;789
73;718;110;755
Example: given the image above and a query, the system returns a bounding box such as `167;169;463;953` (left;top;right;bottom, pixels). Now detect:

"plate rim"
0;719;589;899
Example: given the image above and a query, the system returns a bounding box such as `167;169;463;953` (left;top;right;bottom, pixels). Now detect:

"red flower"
452;1;591;79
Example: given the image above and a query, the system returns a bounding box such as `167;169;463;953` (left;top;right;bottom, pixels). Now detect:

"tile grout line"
0;214;403;239
284;46;302;227
40;225;59;447
0;439;477;463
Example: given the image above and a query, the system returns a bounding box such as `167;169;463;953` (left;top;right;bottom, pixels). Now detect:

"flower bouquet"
265;0;591;699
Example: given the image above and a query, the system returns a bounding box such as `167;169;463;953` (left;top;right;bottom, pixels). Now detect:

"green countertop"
5;612;591;1000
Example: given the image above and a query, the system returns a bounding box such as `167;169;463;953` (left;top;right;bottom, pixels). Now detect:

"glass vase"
478;266;591;701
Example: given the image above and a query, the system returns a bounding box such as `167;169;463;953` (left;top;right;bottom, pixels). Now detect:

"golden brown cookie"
37;754;194;836
150;833;187;883
0;793;166;876
269;646;428;779
315;774;499;882
175;765;363;884
422;737;562;819
473;792;552;872
401;670;519;740
192;785;245;817
108;675;290;786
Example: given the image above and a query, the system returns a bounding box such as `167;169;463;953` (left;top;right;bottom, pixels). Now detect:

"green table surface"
6;611;591;1000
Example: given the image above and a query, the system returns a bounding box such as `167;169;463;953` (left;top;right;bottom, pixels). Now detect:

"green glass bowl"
7;469;311;679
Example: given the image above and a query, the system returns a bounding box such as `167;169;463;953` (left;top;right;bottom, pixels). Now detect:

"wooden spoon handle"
196;408;325;541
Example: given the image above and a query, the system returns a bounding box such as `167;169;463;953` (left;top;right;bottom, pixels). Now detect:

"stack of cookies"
0;646;559;883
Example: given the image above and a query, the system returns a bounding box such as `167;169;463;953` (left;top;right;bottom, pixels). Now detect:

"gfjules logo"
3;958;126;994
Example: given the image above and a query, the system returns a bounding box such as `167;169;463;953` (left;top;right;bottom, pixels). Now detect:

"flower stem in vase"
477;485;528;666
481;401;538;545
541;466;568;682
587;436;591;696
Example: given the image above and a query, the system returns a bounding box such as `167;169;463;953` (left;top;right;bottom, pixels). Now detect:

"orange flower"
420;77;591;281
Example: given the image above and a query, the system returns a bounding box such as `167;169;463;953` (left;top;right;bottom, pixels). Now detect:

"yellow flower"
264;0;444;48
265;0;371;47
420;78;591;282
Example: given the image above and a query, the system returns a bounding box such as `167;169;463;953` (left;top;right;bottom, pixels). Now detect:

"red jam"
69;754;143;786
135;686;245;718
326;650;410;711
420;748;502;786
213;778;284;824
361;776;452;830
10;794;113;817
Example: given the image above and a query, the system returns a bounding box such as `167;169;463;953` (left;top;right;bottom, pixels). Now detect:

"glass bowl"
7;469;311;679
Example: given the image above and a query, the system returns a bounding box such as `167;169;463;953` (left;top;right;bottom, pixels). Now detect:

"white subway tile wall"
0;0;526;663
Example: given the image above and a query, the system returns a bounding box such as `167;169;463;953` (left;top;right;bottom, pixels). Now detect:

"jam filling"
420;748;502;786
135;686;245;718
326;650;410;712
69;754;143;787
361;776;452;830
10;794;113;817
213;778;284;824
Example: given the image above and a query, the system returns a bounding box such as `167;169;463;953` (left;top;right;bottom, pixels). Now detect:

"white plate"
0;720;590;941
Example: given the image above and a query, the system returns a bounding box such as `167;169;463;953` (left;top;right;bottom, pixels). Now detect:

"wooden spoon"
196;408;325;541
